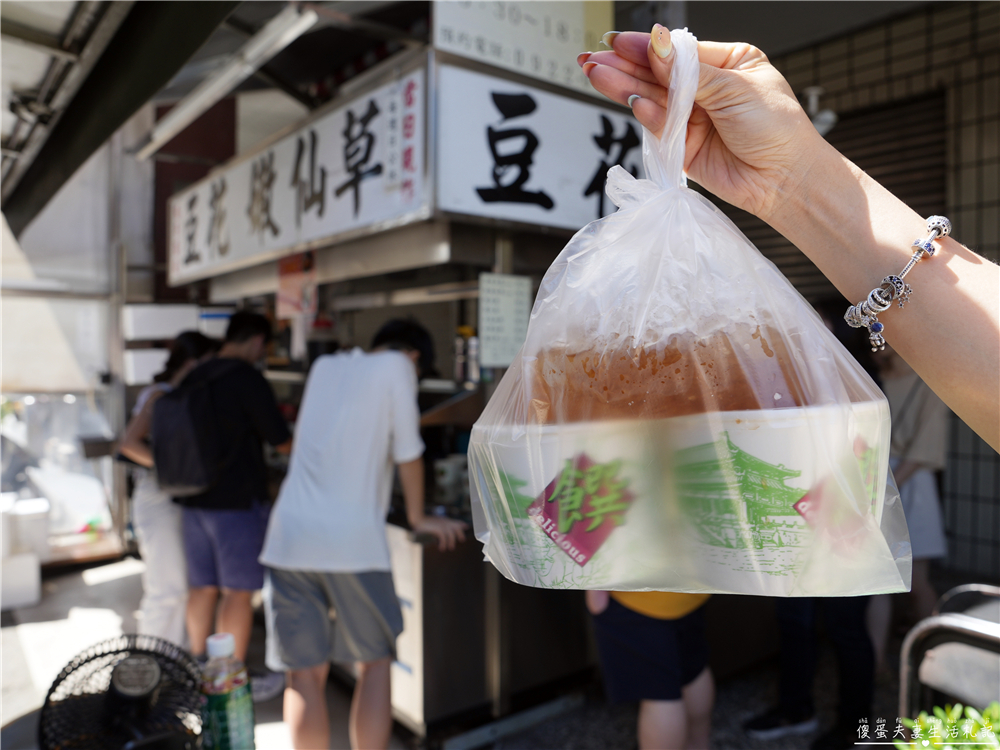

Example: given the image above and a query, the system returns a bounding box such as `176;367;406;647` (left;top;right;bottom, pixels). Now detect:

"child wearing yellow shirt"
587;590;714;749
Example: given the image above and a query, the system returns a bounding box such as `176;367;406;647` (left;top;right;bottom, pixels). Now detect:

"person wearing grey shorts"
259;321;467;750
265;570;403;670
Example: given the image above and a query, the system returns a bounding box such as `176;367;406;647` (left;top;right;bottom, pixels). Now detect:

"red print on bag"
527;454;634;567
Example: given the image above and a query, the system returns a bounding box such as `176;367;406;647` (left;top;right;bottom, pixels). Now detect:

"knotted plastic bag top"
468;28;910;597
619;24;699;193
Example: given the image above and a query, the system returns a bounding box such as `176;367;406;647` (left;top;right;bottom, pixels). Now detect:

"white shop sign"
433;1;611;98
436;64;643;231
479;272;532;367
168;70;427;285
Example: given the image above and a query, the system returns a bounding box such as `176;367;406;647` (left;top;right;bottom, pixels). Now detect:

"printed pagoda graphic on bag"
527;454;635;567
676;432;808;550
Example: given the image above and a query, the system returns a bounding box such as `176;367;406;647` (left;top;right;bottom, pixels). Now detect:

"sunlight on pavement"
16;606;124;697
255;720;292;749
80;556;146;586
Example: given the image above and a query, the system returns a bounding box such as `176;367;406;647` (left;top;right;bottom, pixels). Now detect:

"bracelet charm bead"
844;215;951;351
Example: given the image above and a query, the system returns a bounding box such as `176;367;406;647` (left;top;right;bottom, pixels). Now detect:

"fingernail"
628;94;641;109
651;23;672;58
582;61;597;78
601;31;620;48
577;51;592;67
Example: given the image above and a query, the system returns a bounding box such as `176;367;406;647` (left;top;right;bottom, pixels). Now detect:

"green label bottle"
200;633;255;750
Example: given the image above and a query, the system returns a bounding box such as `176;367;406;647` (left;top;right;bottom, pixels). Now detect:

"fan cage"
39;634;203;750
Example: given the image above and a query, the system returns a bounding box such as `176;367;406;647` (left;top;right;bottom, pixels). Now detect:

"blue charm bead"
871;322;884;333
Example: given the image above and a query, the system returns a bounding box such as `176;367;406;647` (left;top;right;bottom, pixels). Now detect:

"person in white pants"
120;331;218;647
130;459;189;646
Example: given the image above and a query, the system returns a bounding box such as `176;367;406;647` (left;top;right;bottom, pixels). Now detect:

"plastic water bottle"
200;632;255;749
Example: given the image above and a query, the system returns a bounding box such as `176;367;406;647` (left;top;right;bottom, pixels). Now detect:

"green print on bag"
854;436;880;511
676;432;809;551
473;401;907;595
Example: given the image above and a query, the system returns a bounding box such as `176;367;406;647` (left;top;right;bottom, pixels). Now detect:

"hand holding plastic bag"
468;29;910;597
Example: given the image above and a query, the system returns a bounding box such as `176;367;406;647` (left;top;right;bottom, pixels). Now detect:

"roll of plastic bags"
467;28;911;596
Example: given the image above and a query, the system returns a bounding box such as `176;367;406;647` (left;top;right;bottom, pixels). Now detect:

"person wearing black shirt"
180;312;292;668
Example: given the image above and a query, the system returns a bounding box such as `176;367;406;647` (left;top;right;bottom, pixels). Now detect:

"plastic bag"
468;28;911;597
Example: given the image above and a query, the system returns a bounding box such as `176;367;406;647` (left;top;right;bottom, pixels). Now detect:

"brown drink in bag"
529;325;810;424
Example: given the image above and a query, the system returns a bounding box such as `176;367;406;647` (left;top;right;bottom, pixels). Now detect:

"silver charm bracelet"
844;215;951;351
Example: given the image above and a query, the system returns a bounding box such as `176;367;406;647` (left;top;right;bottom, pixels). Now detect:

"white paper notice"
479;273;531;367
433;1;612;98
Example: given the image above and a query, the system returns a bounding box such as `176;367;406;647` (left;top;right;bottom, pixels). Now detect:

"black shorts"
592;597;709;703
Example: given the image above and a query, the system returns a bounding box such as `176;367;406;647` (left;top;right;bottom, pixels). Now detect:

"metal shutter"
700;93;947;303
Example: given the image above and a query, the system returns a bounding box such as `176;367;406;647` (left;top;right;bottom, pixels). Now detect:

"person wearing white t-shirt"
260;319;467;750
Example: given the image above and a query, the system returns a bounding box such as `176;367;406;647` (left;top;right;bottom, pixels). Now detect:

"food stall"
162;2;643;740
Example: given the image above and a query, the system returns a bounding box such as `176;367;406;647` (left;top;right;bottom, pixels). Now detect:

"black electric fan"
38;634;203;750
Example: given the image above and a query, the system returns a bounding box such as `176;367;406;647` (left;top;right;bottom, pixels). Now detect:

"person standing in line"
739;302;880;749
179;311;292;700
120;331;219;646
743;596;875;750
587;590;714;750
259;319;467;750
868;346;950;670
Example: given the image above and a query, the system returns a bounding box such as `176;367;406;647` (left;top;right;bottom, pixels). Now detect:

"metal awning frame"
1;2;133;202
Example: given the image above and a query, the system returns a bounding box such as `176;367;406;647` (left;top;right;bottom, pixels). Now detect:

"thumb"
646;23;676;89
624;23;675;136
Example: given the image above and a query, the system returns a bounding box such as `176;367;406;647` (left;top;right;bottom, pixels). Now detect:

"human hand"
586;590;610;615
579;25;832;222
411;516;469;552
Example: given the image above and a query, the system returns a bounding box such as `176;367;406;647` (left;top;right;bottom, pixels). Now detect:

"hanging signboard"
479;272;532;367
168;68;427;286
433;1;612;98
436;64;643;231
277;251;317;319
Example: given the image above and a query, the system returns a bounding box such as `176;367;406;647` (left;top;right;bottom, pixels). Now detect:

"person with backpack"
867;345;950;673
119;330;219;646
259;320;467;750
162;311;292;679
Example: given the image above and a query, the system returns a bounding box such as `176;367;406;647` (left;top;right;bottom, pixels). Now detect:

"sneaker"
810;723;858;750
249;669;285;703
744;707;820;740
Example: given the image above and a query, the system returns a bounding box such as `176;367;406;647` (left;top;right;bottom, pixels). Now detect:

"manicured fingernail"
577;51;593;67
628;94;641;108
582;61;597;78
651;23;672;58
601;31;620;48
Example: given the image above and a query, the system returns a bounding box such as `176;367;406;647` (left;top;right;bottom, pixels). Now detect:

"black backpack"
151;360;240;497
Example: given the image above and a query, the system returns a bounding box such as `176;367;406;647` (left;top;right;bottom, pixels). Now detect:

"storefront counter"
385;523;595;739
